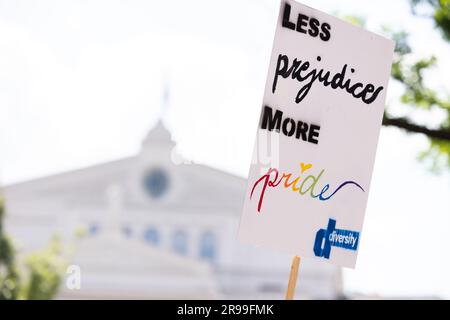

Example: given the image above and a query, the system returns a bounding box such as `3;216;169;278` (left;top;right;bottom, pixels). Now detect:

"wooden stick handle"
285;255;301;300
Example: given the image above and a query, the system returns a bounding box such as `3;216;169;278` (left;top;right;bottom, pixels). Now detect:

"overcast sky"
0;0;449;298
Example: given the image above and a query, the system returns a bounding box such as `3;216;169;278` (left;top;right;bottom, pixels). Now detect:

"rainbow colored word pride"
250;163;365;213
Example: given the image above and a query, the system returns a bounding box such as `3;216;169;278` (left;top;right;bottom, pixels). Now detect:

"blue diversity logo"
313;218;360;259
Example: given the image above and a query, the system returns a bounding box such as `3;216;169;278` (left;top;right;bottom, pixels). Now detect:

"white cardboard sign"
238;0;394;268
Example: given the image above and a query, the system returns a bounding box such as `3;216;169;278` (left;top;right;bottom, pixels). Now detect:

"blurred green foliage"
412;0;450;40
0;197;67;300
388;0;450;172
346;1;450;172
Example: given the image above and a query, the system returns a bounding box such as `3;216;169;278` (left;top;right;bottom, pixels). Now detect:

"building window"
89;223;99;236
172;230;187;255
144;228;160;246
143;168;169;198
200;231;216;262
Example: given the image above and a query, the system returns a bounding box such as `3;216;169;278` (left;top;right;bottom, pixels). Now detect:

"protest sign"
238;0;395;269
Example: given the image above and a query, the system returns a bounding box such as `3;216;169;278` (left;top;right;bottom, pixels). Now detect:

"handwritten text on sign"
238;1;394;268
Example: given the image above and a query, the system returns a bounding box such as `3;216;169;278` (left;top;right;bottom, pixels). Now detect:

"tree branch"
382;115;450;141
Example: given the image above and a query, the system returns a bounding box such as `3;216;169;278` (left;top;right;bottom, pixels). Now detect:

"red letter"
250;168;280;213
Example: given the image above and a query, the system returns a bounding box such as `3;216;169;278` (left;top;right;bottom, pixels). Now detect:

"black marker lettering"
281;2;332;42
273;54;289;93
282;3;296;30
296;121;309;141
271;53;384;105
261;105;282;132
320;23;331;41
260;105;321;145
308;124;321;144
296;13;309;33
308;18;320;37
282;118;296;136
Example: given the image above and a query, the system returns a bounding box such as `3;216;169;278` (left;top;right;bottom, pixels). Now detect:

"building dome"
142;120;174;148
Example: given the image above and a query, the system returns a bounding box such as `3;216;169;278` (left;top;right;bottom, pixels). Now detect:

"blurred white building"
4;120;342;299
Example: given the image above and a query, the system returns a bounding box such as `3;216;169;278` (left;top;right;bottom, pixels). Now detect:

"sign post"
285;255;300;300
238;0;395;299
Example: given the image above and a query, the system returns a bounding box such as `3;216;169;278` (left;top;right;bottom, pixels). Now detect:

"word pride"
314;218;360;259
250;163;364;213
